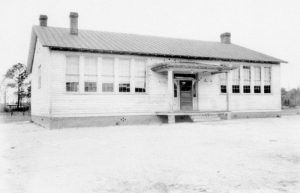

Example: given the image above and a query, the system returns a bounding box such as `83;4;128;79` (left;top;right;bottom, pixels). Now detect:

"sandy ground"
0;115;300;193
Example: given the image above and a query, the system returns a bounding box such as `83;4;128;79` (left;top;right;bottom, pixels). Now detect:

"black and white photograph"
0;0;299;192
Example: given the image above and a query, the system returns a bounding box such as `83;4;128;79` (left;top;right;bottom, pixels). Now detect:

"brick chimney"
220;32;231;44
39;15;48;27
69;12;79;35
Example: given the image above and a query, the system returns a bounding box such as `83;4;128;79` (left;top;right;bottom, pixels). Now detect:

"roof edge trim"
48;46;285;64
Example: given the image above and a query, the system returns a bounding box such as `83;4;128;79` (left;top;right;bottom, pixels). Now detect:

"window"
102;58;114;92
84;57;97;92
118;59;131;92
254;66;261;93
264;67;271;93
232;68;240;93
219;73;227;93
243;66;251;93
66;56;79;92
38;65;41;89
134;59;146;93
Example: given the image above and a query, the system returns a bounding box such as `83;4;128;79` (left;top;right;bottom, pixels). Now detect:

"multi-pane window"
243;66;251;93
84;57;97;92
66;56;80;92
134;59;146;93
254;66;261;93
232;68;240;93
264;67;271;93
118;59;131;92
38;65;41;89
219;73;227;93
102;58;114;92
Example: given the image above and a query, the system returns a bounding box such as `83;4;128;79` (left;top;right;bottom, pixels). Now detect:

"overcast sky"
0;0;299;89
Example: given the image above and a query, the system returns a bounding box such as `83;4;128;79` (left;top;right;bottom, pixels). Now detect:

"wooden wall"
31;39;51;116
31;43;281;118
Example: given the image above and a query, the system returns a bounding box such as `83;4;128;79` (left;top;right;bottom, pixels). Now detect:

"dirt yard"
1;115;300;193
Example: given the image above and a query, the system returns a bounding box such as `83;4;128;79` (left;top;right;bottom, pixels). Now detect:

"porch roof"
151;61;236;73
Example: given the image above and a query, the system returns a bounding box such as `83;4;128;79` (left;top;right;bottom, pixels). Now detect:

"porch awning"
151;61;236;73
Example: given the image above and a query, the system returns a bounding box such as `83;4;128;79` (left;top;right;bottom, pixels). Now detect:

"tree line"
281;88;300;107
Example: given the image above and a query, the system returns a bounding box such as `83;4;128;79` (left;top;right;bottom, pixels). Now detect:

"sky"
0;0;299;89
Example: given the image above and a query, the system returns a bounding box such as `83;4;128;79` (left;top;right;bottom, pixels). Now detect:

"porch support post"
226;71;232;120
167;70;175;123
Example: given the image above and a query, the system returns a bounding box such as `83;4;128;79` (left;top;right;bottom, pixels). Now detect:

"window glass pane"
118;59;130;76
232;68;240;85
264;85;271;93
85;82;97;92
66;56;79;74
254;67;261;85
102;58;114;76
264;67;271;85
102;76;114;83
232;68;240;93
66;82;79;92
66;56;79;92
243;66;251;86
254;85;261;93
102;58;114;92
84;75;97;82
135;77;146;93
134;59;146;93
66;74;79;82
119;76;130;83
134;59;146;77
243;85;251;93
102;83;114;92
119;83;130;92
232;85;240;93
221;85;227;93
85;57;97;75
219;73;227;93
118;59;131;92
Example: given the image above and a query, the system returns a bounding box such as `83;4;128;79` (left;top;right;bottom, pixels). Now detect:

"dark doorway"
180;80;193;111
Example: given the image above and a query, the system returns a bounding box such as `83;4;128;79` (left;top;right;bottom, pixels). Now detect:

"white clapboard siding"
31;39;51;116
32;48;281;118
197;62;281;112
48;52;170;117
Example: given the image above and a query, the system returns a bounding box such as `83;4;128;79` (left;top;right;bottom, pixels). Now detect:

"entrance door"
180;80;193;111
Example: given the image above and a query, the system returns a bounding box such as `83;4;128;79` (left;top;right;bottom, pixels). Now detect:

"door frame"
179;79;193;111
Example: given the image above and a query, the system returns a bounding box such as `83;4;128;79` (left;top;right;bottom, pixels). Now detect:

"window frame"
101;57;115;93
254;66;261;94
118;58;131;93
232;68;240;94
219;73;227;94
264;67;272;94
65;56;80;92
243;66;251;93
84;57;98;92
134;59;147;93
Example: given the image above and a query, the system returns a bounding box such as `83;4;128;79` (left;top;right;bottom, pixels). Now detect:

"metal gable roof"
27;25;286;73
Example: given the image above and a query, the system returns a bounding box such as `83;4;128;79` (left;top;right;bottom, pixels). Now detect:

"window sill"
64;92;149;95
220;93;273;96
